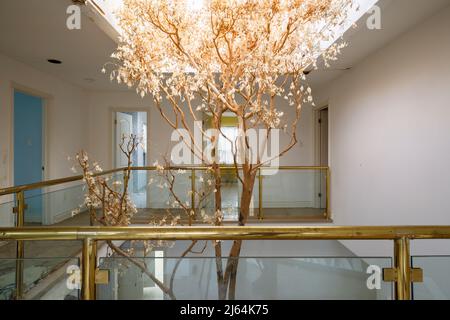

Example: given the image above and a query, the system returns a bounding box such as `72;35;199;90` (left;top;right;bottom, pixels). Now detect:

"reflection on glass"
412;256;450;300
97;255;392;300
5;167;329;226
261;169;327;220
23;184;85;226
0;257;80;300
0;201;14;226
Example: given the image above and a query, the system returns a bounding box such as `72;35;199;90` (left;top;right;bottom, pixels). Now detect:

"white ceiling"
0;0;449;92
0;0;125;91
307;0;450;90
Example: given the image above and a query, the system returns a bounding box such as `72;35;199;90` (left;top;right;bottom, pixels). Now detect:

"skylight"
89;0;379;46
320;0;379;50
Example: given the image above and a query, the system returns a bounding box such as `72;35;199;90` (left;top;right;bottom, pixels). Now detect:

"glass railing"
0;166;331;226
260;168;328;221
128;166;329;224
0;171;128;227
0;257;80;300
23;184;85;226
97;255;392;300
136;169;192;221
411;256;450;300
128;170;148;209
0;226;449;300
0;200;14;226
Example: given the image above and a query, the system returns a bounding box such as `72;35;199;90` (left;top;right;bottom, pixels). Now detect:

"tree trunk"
107;240;176;300
212;162;227;300
226;240;242;300
215;243;227;300
225;168;256;299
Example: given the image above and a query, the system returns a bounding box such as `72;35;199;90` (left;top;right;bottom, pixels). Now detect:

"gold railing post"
14;191;25;299
394;237;411;300
82;238;97;300
258;168;263;220
190;169;195;226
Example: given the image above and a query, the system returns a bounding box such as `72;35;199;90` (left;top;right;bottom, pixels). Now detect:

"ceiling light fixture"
47;59;62;64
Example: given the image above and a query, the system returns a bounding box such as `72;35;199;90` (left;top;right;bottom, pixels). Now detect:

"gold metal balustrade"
2;167;448;300
0;166;331;223
0;166;329;299
1;225;450;300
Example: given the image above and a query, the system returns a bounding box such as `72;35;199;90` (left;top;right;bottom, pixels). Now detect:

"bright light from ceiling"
90;0;379;50
186;0;205;12
88;0;123;33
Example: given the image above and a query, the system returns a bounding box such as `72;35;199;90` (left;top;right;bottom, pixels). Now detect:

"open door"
318;108;328;209
115;112;133;167
114;111;148;209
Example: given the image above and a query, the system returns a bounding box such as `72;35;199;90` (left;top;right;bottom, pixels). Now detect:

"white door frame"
110;108;151;209
110;107;150;169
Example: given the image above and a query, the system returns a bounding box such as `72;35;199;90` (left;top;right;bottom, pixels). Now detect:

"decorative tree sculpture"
103;0;354;300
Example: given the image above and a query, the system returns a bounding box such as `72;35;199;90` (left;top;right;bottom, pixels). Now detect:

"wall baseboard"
261;200;315;208
148;201;317;210
52;210;76;225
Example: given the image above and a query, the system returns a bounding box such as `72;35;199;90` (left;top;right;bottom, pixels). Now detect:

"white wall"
87;90;316;168
322;6;450;255
86;91;167;169
0;55;319;226
0;53;89;226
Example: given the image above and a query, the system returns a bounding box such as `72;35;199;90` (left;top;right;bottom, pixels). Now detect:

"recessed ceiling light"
47;59;62;64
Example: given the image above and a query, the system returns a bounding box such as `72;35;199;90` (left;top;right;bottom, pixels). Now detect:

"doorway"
14;90;44;225
203;114;242;221
318;107;329;167
114;111;147;167
315;107;329;210
113;111;148;208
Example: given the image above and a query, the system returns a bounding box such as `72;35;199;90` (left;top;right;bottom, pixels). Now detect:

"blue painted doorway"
14;90;44;224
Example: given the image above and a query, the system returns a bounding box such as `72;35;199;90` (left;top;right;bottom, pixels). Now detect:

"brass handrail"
0;168;124;196
131;165;330;170
1;225;450;300
2;225;450;240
